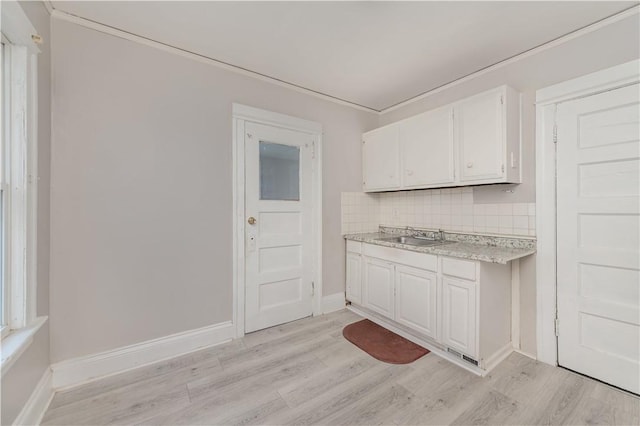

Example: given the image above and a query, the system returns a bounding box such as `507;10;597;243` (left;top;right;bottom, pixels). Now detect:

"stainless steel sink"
376;235;450;247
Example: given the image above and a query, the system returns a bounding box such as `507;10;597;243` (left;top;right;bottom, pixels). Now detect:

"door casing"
232;104;323;338
535;59;640;366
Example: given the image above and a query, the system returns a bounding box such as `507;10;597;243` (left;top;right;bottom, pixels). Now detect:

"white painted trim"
0;316;46;376
322;293;346;314
49;10;377;114
514;348;537;361
535;102;558;366
0;0;41;53
483;342;514;373
232;104;323;338
45;3;638;114
233;104;323;135
511;259;520;350
12;367;54;426
381;6;640;114
534;59;640;367
536;59;640;105
51;321;234;390
42;0;55;16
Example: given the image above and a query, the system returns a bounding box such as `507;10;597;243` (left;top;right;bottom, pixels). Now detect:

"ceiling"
51;1;637;112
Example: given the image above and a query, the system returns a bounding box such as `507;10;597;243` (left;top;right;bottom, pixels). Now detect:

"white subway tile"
513;203;528;216
499;216;513;228
486;216;500;228
484;204;499;216
486;226;500;234
513;215;529;229
499;203;513;216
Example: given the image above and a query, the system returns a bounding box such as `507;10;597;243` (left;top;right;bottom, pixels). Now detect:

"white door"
556;83;640;394
346;252;362;305
363;257;395;318
441;276;477;358
362;125;400;191
400;107;455;188
245;122;315;333
457;90;504;182
395;265;438;339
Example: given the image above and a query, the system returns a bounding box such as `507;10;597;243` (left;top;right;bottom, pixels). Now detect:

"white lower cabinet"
363;257;395;318
441;276;477;358
346;252;362;304
395;265;438;340
346;240;513;373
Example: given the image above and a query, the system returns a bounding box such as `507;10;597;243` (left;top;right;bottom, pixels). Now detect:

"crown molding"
49;8;379;114
379;5;640;114
42;0;55;16
46;3;638;115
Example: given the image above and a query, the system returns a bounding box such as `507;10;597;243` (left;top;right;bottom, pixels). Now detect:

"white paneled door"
556;83;640;394
245;122;315;333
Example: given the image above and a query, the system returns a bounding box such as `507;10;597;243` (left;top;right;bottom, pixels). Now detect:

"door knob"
247;216;257;225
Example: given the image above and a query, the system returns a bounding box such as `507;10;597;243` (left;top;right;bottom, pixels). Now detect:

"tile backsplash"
341;188;536;237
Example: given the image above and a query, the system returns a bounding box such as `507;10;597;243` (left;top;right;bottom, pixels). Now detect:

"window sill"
1;316;47;376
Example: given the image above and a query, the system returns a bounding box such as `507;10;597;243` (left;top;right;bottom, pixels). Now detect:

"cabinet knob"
406;170;414;176
467;162;474;168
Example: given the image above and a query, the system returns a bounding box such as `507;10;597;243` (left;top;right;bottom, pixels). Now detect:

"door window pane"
259;141;300;201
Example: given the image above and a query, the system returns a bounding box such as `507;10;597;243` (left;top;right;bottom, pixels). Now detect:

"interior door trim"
534;59;640;366
232;103;323;338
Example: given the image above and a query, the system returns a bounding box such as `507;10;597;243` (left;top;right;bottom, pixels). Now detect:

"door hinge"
501;164;505;173
311;281;315;296
553;123;558;144
500;95;504;105
311;141;316;159
555;317;559;337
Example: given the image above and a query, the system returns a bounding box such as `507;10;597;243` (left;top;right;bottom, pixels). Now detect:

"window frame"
0;0;40;344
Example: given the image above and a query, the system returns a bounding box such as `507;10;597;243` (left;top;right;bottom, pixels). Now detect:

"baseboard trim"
514;348;537;361
322;292;346;314
51;321;234;390
483;343;514;373
13;368;54;426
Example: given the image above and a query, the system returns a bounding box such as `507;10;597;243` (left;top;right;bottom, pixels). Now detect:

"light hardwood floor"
42;309;639;425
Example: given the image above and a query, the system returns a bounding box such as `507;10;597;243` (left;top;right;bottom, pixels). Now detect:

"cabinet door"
363;257;395;318
363;125;400;191
457;90;504;182
441;276;477;358
395;265;438;340
400;106;455;188
346;252;362;304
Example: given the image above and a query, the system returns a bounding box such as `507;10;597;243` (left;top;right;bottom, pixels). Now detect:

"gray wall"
50;18;377;363
1;1;51;424
377;14;640;357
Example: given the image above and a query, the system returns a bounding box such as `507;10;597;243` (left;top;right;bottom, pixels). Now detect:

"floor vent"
447;348;479;366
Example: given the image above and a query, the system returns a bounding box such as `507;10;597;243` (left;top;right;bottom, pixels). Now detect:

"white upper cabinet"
362;85;521;192
362;124;401;191
456;86;520;183
400;106;455;188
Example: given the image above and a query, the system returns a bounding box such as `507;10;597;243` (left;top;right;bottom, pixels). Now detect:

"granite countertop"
344;228;536;264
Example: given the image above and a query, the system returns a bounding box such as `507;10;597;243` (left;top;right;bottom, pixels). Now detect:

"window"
0;39;6;336
0;7;39;342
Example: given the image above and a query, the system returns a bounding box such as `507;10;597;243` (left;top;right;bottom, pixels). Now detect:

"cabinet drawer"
346;240;362;254
441;257;477;281
363;243;437;271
